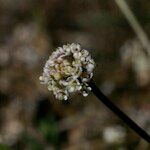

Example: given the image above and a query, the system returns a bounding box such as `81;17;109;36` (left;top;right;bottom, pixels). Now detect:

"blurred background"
0;0;150;149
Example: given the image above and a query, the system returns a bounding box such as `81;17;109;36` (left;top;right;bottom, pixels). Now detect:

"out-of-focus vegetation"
0;0;149;149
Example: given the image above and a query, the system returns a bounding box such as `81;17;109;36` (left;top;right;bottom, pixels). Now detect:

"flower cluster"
39;43;95;100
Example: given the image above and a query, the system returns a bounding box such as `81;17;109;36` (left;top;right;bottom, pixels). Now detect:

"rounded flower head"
39;43;95;100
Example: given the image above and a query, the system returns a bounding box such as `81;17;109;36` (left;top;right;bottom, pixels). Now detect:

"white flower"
39;43;95;100
103;126;126;143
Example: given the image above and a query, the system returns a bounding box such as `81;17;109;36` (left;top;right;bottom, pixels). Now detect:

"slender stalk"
115;0;150;56
89;80;150;143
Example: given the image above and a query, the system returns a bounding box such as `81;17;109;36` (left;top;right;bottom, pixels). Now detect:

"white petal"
68;87;75;92
83;92;88;97
64;95;68;100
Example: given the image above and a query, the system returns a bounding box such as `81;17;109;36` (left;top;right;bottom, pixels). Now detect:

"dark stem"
89;79;150;143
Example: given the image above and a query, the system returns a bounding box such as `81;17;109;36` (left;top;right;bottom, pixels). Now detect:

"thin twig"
89;79;150;143
115;0;150;56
